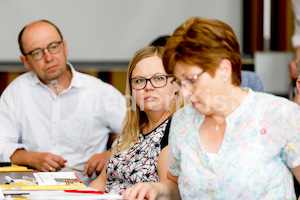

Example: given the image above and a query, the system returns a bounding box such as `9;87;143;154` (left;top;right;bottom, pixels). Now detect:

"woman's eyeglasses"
130;75;171;90
171;71;205;90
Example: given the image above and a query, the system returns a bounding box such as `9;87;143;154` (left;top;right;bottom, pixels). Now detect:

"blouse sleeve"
281;102;300;169
168;112;182;177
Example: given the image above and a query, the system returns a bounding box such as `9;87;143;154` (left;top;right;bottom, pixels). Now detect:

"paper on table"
0;184;14;190
0;187;4;199
10;181;86;190
10;173;85;190
0;179;33;191
0;165;33;172
23;190;123;200
33;172;82;186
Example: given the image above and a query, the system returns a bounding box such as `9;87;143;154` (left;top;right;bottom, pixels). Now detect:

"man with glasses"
0;20;126;185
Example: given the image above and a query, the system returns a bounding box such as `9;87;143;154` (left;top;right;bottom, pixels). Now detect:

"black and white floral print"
105;118;171;194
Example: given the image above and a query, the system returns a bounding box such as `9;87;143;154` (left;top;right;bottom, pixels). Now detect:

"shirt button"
54;121;57;125
53;143;56;146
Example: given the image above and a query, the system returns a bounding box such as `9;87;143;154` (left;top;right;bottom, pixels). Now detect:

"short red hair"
163;17;242;86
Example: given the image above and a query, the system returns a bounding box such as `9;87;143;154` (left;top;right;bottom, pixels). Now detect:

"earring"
223;78;227;82
174;89;179;97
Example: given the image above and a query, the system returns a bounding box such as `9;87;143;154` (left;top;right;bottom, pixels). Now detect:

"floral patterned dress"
105;117;171;194
169;89;300;200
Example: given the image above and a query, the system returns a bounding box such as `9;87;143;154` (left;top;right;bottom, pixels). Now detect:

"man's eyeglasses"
130;75;171;90
24;41;62;61
171;71;205;90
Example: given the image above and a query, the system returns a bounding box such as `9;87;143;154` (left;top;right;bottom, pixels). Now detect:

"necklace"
206;117;226;131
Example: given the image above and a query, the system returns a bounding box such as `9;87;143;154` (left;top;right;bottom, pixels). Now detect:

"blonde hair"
117;46;184;152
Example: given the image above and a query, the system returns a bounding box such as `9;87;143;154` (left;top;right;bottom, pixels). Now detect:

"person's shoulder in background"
240;70;264;92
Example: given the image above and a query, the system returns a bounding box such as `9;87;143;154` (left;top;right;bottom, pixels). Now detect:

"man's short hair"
18;19;63;55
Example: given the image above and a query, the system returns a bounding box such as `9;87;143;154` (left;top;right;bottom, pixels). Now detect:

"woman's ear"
219;59;232;80
297;79;300;93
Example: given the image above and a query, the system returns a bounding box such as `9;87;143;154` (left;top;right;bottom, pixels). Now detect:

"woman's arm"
88;160;107;191
156;146;180;199
122;146;180;200
88;145;118;191
157;146;169;181
122;172;179;200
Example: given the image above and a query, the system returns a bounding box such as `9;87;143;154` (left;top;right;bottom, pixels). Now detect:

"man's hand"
31;152;67;172
10;149;67;172
83;150;111;178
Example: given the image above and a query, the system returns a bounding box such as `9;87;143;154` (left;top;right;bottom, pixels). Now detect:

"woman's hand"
123;182;158;200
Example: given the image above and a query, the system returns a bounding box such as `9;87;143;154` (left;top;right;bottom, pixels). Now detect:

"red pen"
64;190;104;194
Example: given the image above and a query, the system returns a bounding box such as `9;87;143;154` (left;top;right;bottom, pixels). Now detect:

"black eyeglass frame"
24;41;63;61
130;75;172;90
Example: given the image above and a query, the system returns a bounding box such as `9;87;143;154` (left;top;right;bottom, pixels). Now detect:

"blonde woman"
89;46;184;194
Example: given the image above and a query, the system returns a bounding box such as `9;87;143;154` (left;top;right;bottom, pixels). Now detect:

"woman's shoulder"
173;103;202;118
171;103;204;127
246;91;300;119
251;91;298;108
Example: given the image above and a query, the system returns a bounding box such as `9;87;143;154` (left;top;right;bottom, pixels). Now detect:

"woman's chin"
192;101;208;114
142;104;164;112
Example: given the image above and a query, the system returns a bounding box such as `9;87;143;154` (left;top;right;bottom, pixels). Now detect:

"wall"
0;0;242;62
255;51;293;96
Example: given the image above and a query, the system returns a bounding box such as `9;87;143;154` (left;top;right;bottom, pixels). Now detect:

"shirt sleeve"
168;111;182;177
0;83;25;161
281;101;300;168
240;71;264;92
252;74;264;92
102;84;126;136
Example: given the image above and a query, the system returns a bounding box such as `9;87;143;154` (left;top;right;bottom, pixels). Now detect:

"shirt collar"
30;61;84;89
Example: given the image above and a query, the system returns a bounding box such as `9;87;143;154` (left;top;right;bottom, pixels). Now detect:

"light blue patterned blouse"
169;89;300;200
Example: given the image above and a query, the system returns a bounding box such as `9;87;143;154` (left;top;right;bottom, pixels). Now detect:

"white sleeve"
292;0;300;48
102;85;126;136
0;85;25;161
